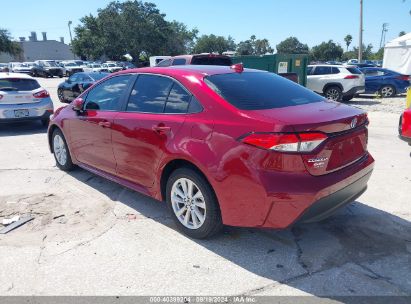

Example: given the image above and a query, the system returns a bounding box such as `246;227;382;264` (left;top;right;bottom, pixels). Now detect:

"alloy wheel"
326;89;341;101
380;86;394;97
171;178;206;230
53;134;67;166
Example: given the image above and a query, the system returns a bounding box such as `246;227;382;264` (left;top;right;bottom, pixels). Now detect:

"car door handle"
152;125;171;134
98;121;112;128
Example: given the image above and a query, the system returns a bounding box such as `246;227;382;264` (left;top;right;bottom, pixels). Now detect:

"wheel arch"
159;158;217;205
323;82;343;93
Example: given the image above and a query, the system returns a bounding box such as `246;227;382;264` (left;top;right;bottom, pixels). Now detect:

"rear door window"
126;75;173;113
205;72;322;110
313;66;332;75
164;83;191;113
0;78;40;91
156;59;172;67
331;67;340;74
172;58;187;66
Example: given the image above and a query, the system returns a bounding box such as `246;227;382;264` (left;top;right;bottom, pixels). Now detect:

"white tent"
383;33;411;75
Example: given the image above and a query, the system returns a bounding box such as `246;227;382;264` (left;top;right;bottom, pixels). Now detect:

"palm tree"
344;34;353;52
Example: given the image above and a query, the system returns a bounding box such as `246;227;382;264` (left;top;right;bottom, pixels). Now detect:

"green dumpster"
231;54;309;87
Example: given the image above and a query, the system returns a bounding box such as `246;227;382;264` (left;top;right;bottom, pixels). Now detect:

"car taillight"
344;75;359;79
33;90;50;98
240;132;327;153
397;75;410;81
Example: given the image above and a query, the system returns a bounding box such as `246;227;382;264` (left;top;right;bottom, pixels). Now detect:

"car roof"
0;72;35;79
308;64;358;68
117;65;265;77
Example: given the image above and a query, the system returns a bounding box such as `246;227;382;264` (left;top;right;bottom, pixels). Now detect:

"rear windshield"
191;56;232;66
346;67;362;75
0;78;41;91
205;72;322;110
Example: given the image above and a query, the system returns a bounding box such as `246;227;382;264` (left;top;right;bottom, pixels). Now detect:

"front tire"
52;128;74;171
166;168;223;239
325;86;343;102
57;88;65;102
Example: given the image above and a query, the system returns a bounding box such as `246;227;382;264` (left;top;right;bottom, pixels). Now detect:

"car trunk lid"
247;101;369;175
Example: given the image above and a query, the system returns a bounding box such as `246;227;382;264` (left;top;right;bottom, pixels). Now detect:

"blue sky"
3;0;410;51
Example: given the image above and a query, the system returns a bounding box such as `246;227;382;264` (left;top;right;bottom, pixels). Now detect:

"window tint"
331;67;340;74
313;66;332;75
156;59;172;67
0;78;40;91
164;83;191;113
69;74;80;82
307;67;313;75
205;72;322;110
172;58;187;66
84;75;131;111
126;75;173;113
346;67;362;75
188;96;203;113
191;56;232;66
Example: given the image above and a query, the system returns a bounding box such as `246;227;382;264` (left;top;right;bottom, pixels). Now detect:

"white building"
0;32;77;62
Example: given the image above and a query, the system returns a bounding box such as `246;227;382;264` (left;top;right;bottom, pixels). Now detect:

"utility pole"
379;23;388;49
358;0;363;62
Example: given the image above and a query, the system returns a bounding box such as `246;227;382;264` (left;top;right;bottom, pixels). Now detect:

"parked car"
156;54;233;67
8;62;32;74
83;63;109;73
118;61;136;70
307;65;365;101
60;61;84;76
0;73;53;125
47;65;374;239
57;72;109;103
0;63;8;72
102;62;123;73
399;108;411;145
360;67;410;97
32;60;64;78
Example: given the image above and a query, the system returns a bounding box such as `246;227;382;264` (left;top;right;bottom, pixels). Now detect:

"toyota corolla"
47;65;374;239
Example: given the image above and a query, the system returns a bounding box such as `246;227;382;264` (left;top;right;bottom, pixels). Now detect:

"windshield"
107;63;116;67
90;73;109;81
0;78;41;91
64;63;77;67
205;72;323;110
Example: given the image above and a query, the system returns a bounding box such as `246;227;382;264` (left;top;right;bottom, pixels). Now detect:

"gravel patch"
348;94;407;114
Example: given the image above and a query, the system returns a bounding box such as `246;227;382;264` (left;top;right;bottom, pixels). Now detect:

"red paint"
49;66;375;229
400;108;411;140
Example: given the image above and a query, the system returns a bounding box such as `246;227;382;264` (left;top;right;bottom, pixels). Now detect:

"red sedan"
48;65;374;239
399;108;411;145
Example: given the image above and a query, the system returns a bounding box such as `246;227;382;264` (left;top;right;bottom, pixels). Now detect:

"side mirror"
72;98;84;112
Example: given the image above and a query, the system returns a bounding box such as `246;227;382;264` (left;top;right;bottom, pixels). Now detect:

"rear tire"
325;86;343;102
166;168;223;239
380;85;396;98
52;128;75;171
57;88;65;103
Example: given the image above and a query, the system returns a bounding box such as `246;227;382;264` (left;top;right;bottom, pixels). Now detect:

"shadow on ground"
0;121;47;137
68;168;411;297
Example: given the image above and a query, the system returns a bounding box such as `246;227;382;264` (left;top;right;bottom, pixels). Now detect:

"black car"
57;72;109;103
32;60;64;78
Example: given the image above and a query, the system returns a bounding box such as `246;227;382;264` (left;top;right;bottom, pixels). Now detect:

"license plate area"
14;109;29;118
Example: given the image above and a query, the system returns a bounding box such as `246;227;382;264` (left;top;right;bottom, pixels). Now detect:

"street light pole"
68;21;74;59
358;0;363;62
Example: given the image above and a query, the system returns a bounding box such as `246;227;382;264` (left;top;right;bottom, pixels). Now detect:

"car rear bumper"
0;98;54;121
344;86;365;96
217;152;374;229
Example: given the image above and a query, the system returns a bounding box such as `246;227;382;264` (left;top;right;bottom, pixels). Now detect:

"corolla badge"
351;117;358;129
307;157;329;168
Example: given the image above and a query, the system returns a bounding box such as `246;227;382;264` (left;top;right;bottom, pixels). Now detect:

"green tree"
72;1;197;62
0;29;22;56
399;31;406;37
311;40;344;61
236;35;274;55
192;34;231;54
276;37;309;54
344;34;353;51
341;44;374;61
